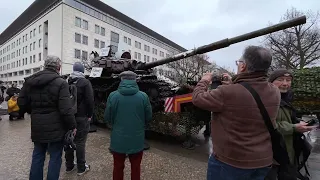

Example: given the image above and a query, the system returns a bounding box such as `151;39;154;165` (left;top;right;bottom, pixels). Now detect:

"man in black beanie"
65;62;94;176
266;69;316;179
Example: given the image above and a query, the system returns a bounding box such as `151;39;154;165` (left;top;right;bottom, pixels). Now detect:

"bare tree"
165;54;216;84
264;8;320;69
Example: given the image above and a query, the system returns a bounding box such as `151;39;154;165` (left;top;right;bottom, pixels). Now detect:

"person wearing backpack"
265;69;317;180
64;62;94;176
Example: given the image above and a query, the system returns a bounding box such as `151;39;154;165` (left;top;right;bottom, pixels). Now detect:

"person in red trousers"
104;71;152;180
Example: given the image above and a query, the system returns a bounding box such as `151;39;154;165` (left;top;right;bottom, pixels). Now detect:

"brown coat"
192;72;281;169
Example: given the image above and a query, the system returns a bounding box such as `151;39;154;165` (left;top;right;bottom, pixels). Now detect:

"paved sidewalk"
0;115;207;180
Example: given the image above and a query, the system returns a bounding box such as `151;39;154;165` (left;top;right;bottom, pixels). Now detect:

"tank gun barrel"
139;15;306;70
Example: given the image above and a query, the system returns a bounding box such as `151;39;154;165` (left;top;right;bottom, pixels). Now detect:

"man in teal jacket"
104;71;152;180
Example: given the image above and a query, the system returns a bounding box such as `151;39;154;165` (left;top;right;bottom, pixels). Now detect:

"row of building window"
75;16;171;59
0;39;42;64
0;53;42;72
74;49;88;60
0;67;40;79
68;0;179;54
75;17;107;37
0;25;42;56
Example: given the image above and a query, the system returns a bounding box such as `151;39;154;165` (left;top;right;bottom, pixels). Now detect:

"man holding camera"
192;46;281;180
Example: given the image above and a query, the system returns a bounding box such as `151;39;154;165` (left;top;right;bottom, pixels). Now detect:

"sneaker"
66;165;76;173
77;164;90;176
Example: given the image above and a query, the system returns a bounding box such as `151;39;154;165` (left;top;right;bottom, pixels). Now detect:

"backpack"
69;80;79;115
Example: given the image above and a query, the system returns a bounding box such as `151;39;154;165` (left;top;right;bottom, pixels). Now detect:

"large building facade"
0;0;186;86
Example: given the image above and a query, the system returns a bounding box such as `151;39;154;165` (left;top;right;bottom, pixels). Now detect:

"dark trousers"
29;141;64;180
65;117;90;171
112;151;143;180
9;111;23;120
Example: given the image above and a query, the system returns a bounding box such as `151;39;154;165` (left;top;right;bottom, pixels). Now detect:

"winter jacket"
68;72;94;118
276;100;297;165
18;69;76;143
104;79;152;154
8;98;19;113
192;72;281;169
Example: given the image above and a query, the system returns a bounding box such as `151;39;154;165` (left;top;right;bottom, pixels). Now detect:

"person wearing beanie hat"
104;70;152;180
265;69;316;179
65;61;94;175
73;62;85;73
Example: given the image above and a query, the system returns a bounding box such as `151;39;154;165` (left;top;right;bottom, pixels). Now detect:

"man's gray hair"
242;46;272;73
119;71;137;80
44;55;62;71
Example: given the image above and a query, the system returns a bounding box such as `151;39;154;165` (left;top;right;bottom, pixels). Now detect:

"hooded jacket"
104;80;152;154
18;69;76;143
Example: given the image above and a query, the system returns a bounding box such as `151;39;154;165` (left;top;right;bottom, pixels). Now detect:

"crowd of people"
11;55;151;180
0;45;317;180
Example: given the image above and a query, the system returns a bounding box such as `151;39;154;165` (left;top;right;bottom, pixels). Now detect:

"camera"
210;74;229;89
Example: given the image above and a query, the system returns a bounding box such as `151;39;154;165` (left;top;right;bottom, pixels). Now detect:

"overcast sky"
0;0;319;72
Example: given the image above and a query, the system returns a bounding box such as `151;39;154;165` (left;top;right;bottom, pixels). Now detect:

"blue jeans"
29;141;64;180
207;155;271;180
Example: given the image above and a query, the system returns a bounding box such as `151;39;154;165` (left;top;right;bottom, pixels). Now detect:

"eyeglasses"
235;60;244;66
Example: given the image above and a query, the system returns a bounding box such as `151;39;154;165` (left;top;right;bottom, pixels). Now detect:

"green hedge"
292;67;320;114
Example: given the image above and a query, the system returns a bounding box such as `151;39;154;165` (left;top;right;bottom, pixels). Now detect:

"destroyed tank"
88;16;307;126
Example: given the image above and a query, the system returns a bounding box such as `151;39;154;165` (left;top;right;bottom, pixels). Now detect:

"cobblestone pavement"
0;111;319;180
0;115;207;180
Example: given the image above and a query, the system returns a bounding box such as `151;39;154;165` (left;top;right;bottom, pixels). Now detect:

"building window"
39;25;42;33
23;35;25;42
75;49;81;59
75;17;81;27
94;39;99;48
82;35;88;45
82;20;88;30
30;31;32;38
33;42;35;50
101;27;105;36
138;53;141;60
153;48;157;55
82;51;88;60
135;41;141;49
75;33;81;43
124;36;127;43
39;39;42;48
39;53;42;61
100;41;105;48
26;34;28;41
33;55;36;63
144;45;150;52
30;56;32;64
134;52;137;59
30;44;32;51
128;38;131;45
33;29;36;36
111;31;119;43
95;25;100;34
144;55;146;62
